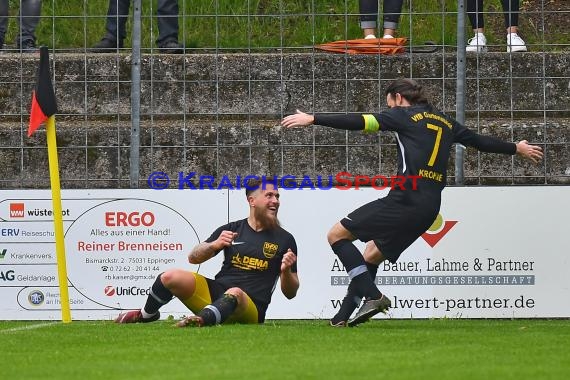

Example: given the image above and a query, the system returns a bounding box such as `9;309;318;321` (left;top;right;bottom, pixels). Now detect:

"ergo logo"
105;211;155;227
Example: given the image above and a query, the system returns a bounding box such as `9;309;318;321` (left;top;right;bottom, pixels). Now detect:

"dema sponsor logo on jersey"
262;242;278;258
231;253;269;270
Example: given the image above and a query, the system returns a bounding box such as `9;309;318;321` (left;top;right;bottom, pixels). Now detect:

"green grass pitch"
3;319;569;379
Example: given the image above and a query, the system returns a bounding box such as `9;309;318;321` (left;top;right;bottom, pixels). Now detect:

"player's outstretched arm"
453;125;544;163
188;231;238;264
280;249;299;299
282;110;366;131
515;140;543;164
281;110;314;128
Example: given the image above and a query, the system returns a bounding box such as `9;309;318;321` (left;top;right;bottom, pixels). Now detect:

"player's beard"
254;206;280;230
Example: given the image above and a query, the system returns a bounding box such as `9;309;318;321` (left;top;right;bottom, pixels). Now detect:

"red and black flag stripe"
28;46;58;137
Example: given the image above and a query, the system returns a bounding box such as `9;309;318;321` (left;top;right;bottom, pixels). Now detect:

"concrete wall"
0;52;568;189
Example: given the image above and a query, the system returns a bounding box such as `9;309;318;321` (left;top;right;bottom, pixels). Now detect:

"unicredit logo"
104;285;150;296
104;285;116;296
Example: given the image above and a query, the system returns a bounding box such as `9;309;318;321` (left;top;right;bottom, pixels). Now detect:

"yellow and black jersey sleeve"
314;109;408;133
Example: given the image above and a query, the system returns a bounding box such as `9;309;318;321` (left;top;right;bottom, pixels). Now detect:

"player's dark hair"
385;78;429;105
245;176;278;197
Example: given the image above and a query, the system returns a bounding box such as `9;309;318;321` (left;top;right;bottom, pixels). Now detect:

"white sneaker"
364;34;377;40
382;34;394;39
507;33;527;52
466;33;487;52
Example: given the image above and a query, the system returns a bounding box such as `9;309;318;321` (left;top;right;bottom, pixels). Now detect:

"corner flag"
28;46;58;137
28;46;72;323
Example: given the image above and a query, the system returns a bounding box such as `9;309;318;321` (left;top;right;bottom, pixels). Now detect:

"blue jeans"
0;0;42;44
103;0;179;45
359;0;403;31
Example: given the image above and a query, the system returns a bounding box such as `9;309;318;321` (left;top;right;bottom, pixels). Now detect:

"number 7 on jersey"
426;123;442;167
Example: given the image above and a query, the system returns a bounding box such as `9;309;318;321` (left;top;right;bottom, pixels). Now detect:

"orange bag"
315;37;407;55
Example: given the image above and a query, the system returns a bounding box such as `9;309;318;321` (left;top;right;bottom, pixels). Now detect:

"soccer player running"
115;178;299;327
281;78;543;327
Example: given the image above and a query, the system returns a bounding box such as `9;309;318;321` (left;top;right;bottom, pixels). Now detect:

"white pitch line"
0;322;57;333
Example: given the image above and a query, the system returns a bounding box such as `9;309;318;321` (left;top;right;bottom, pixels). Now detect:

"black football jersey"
205;219;297;310
315;105;516;193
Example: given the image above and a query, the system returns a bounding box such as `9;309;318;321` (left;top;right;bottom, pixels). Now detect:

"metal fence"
0;0;568;189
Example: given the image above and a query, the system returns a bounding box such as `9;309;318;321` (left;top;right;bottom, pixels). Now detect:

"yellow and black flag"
28;46;57;137
27;46;71;322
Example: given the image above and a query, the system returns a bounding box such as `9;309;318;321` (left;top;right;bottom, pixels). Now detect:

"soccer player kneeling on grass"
115;178;299;327
281;78;543;327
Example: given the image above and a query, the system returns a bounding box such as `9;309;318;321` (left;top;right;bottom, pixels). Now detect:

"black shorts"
340;190;440;263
